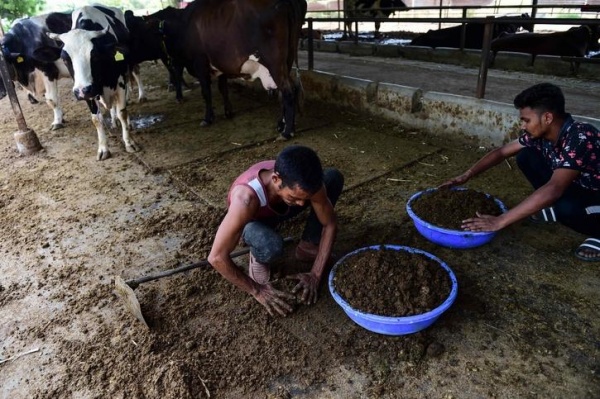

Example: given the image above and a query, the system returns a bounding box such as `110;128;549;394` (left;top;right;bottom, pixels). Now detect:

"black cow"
343;0;407;39
410;14;534;49
490;24;600;66
38;5;140;160
0;12;72;130
168;0;307;140
124;7;191;102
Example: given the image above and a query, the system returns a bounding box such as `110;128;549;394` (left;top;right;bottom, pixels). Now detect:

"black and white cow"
0;12;72;130
343;0;408;39
40;5;140;160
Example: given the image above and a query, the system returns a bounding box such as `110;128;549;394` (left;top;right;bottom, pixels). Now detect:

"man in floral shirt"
442;83;600;262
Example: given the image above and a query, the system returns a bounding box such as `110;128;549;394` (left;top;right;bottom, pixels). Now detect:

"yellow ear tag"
16;56;24;63
114;51;124;61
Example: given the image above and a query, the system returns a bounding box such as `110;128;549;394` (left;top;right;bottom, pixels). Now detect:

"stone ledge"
234;70;600;147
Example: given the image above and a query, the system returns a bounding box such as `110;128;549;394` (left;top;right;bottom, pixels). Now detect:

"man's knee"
324;168;344;204
252;237;284;263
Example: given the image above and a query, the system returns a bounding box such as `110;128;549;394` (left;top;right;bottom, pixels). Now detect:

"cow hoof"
27;94;39;104
97;150;112;161
200;120;212;127
276;121;286;134
126;142;141;153
275;132;294;141
225;111;234;119
138;97;148;104
51;123;64;131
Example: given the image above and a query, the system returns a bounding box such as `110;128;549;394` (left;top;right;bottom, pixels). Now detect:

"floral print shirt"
518;114;600;191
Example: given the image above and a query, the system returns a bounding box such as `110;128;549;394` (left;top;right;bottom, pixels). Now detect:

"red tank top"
227;160;288;219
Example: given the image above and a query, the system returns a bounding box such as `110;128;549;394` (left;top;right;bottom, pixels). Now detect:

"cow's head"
1;39;35;94
46;28;129;100
495;13;534;38
518;13;534;33
588;24;600;52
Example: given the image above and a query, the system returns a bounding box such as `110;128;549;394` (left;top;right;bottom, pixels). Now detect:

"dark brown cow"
410;14;533;49
490;24;600;66
180;0;307;140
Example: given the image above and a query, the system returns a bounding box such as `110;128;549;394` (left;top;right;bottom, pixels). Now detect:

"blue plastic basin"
406;187;507;249
328;245;458;336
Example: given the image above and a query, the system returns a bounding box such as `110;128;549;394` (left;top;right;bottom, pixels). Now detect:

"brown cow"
180;0;307;140
490;24;600;66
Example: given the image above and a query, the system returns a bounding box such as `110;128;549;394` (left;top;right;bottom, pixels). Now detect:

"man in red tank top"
208;145;344;316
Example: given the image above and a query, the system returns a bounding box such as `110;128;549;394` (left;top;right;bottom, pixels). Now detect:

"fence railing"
302;16;600;99
307;3;600;32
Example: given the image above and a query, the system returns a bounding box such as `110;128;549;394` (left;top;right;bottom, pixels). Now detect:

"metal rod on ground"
0;49;42;155
114;237;294;328
124;236;294;289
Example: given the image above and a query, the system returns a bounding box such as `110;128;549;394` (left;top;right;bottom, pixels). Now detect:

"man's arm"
462;168;580;231
309;186;337;281
208;186;295;316
495;167;578;227
291;185;337;304
208;186;261;295
440;139;524;188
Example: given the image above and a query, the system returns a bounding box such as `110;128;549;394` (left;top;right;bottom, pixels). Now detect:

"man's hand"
288;272;320;305
253;284;296;317
461;212;503;232
439;171;472;189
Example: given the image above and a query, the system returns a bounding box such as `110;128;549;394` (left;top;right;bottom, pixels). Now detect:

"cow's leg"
218;75;233;119
43;77;65;130
164;59;184;103
130;64;147;103
529;54;537;66
489;51;498;67
194;58;214;127
342;21;350;40
27;94;39;104
87;99;111;161
374;21;382;39
114;87;139;154
277;84;296;140
109;107;118;129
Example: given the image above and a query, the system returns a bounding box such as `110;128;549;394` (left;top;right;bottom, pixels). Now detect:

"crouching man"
208;145;344;316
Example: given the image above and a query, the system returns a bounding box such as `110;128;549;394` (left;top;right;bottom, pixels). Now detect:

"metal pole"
459;8;467;51
438;0;443;30
308;18;314;70
476;16;494;99
531;0;538;19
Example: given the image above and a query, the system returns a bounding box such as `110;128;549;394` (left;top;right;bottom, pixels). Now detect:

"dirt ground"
0;55;599;399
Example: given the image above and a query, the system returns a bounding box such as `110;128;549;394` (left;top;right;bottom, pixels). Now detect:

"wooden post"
476;16;494;99
308;18;314;71
459;8;467;51
531;0;538;19
0;49;42;155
